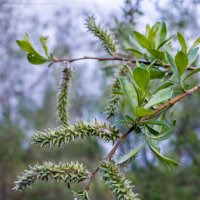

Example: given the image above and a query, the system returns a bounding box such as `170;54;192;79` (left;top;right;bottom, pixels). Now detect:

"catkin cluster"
85;16;117;55
100;161;140;200
106;65;128;119
14;162;89;191
32;119;119;147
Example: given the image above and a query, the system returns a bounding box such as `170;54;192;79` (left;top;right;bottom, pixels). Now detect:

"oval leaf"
133;31;151;49
133;67;150;91
27;53;47;65
175;51;188;76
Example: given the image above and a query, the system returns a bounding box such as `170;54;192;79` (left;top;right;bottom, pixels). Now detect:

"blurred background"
0;0;200;199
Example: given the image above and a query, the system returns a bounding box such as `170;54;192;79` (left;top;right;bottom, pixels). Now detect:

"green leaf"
141;120;170;127
157;35;175;50
147;126;174;141
144;88;173;108
124;115;135;124
148;25;157;49
133;31;151;49
16;40;35;53
146;24;151;37
119;77;138;114
148;141;179;169
165;51;179;78
188;47;199;65
149;68;165;79
126;48;143;58
16;33;47;61
27;53;47;65
177;32;187;54
40;36;49;56
184;68;200;81
133;67;150;91
153;81;175;93
175;51;188;76
136;107;154;117
148;49;165;60
148;22;167;49
147;125;159;136
156;22;167;47
190;37;200;49
117;145;144;165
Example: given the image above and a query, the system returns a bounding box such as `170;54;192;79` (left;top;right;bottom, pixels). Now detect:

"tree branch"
85;83;200;192
51;56;196;70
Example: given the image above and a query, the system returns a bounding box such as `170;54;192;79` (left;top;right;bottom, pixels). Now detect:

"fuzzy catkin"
14;162;89;191
106;65;128;119
32;119;119;147
85;16;117;55
57;67;72;126
100;161;140;200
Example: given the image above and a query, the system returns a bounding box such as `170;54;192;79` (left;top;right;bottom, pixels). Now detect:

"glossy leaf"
144;88;173;108
27;53;47;65
133;67;150;91
175;51;188;76
17;33;46;59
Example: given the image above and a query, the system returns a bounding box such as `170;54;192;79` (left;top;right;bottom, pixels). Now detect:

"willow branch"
51;56;196;70
85;83;200;191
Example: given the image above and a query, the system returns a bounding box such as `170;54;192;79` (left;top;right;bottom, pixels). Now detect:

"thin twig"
51;56;196;70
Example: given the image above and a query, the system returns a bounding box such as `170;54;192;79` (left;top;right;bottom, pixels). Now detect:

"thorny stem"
51;55;196;70
85;83;200;191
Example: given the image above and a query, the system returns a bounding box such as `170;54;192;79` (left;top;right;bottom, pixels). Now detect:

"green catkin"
85;16;117;55
57;67;72;126
100;161;140;200
106;65;128;119
32;119;119;147
13;162;89;191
